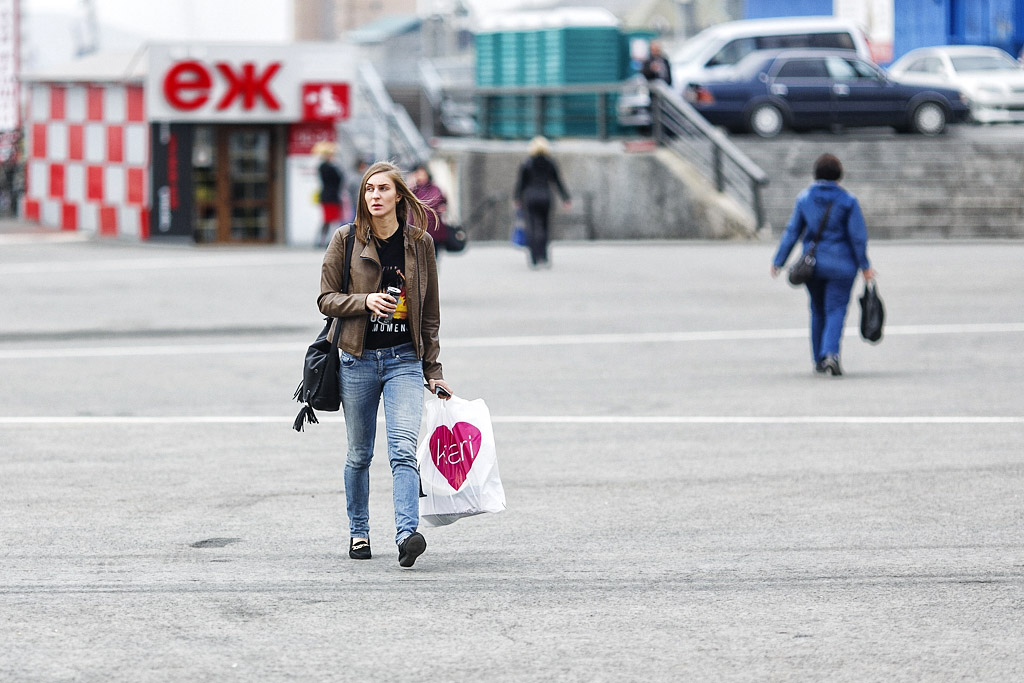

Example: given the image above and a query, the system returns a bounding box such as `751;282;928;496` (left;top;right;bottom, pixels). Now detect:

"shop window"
190;125;277;244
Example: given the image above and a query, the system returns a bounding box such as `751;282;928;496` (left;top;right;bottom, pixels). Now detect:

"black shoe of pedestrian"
822;356;843;376
814;359;827;375
349;538;371;560
398;532;426;568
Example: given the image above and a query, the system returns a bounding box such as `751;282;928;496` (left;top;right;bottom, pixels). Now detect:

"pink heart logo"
428;421;483;491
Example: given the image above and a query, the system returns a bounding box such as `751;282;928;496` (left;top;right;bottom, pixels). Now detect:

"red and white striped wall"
23;82;150;239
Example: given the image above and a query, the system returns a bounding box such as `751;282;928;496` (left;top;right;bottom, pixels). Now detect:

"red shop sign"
301;83;350;122
163;60;283;112
288;122;336;155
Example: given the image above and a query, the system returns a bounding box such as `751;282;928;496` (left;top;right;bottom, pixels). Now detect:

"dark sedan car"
683;49;970;136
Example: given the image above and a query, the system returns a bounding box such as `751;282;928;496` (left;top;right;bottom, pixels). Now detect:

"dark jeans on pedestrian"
524;197;552;265
806;275;855;362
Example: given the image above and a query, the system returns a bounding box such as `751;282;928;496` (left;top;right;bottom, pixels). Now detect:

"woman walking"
514;136;571;268
318;161;452;567
409;163;449;258
314;141;344;248
771;153;875;376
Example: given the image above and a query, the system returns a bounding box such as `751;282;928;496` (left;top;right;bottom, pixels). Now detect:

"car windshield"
950;54;1019;73
672;29;719;64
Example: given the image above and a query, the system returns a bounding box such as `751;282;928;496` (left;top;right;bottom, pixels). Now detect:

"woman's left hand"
428;379;453;400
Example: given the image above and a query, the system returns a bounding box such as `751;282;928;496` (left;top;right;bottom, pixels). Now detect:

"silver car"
888;45;1024;124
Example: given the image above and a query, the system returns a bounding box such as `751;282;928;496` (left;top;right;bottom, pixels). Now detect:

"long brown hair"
354;161;431;242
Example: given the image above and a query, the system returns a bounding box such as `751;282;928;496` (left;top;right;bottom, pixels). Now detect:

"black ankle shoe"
397;532;426;568
822;356;843;376
349;538;371;560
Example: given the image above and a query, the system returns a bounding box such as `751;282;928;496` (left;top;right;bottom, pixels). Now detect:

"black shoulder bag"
292;228;355;432
787;202;833;286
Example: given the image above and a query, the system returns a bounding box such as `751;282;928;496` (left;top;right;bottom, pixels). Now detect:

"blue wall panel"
893;0;949;59
744;0;832;19
893;0;1022;60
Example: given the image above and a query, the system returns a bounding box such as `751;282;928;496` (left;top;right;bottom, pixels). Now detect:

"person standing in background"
514;136;571;268
641;40;672;86
314;141;344;248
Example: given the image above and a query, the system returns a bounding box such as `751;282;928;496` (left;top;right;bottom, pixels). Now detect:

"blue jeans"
339;342;424;546
805;276;855;362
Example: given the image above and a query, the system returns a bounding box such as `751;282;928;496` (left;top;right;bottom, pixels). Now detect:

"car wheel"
911;102;946;136
748;103;784;138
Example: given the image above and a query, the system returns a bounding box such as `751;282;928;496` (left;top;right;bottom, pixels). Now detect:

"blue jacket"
773;180;870;280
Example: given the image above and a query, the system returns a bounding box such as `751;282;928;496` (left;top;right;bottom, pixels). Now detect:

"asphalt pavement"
1;222;1023;682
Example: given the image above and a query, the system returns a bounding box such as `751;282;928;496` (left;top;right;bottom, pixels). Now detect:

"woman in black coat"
514;136;571;268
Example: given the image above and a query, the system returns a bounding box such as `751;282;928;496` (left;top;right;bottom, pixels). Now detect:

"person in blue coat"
771;154;876;376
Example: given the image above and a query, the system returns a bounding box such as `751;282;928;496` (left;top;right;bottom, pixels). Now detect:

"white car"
888;45;1024;123
669;16;873;88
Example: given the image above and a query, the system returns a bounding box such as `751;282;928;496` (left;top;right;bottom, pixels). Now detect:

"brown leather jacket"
317;223;443;380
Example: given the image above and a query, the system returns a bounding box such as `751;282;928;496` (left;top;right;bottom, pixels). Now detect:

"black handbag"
787;202;833;286
859;281;885;343
292;228;355;431
444;224;468;253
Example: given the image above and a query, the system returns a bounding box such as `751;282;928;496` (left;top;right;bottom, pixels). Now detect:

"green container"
475;18;630;137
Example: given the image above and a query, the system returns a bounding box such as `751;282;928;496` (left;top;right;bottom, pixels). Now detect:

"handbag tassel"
292;380;304;402
292;404;319;432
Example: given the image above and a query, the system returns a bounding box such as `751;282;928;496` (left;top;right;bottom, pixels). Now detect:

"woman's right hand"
862;267;876;282
366;292;397;317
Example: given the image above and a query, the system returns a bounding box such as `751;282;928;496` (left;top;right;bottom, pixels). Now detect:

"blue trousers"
805;276;855;362
339;342;424;546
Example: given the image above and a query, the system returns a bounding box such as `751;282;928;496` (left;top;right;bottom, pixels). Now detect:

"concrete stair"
731;132;1024;238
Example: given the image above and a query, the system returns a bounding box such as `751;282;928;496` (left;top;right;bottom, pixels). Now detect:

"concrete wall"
431;139;756;242
732;134;1024;239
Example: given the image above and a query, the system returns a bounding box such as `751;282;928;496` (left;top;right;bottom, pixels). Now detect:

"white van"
670;16;873;88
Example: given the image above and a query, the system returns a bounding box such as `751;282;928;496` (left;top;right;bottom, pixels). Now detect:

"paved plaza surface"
1;224;1023;682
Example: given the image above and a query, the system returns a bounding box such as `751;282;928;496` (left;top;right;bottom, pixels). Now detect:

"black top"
641;55;672;86
514;155;570;204
318;161;343;205
364;225;413;350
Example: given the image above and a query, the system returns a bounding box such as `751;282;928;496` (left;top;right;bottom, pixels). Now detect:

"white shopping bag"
417;395;506;527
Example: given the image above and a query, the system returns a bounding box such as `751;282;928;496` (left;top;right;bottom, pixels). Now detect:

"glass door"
227;128;274;242
191;125;277;244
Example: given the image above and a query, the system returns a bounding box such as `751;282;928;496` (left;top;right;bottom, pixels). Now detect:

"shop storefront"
23;42;354;245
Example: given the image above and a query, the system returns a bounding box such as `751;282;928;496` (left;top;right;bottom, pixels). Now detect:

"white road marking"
0;323;1022;360
0;415;1021;426
0;232;90;246
0;253;316;275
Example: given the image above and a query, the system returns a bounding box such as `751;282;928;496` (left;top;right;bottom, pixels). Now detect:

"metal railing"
648;81;769;229
355;62;432;168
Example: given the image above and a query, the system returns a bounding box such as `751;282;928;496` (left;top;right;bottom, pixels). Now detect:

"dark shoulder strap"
811;203;833;243
329;227;356;353
341;226;355;294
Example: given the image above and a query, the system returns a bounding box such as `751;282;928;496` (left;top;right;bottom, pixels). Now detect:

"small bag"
788;202;833;286
417;395;506;527
859;281;885;343
292;228;355;431
444;224;468;253
511;209;527;247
